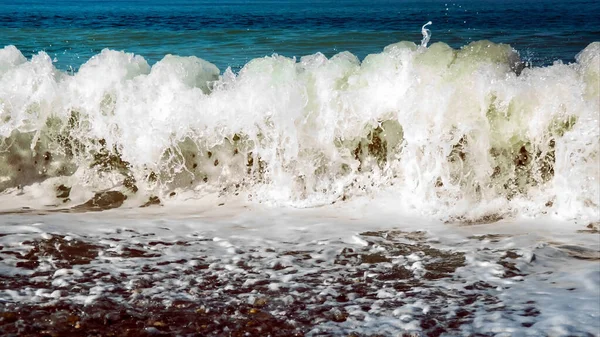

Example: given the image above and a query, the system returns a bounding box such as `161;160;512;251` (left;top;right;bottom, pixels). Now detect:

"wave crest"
0;41;598;220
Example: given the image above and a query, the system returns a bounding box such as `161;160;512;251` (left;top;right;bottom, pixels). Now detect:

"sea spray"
0;41;598;220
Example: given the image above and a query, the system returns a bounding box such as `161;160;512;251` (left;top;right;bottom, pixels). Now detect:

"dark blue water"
1;0;598;71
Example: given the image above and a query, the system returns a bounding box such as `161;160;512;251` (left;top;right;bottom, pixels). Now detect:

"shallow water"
1;205;599;336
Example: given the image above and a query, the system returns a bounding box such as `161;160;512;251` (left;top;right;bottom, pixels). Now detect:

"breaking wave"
0;40;598;220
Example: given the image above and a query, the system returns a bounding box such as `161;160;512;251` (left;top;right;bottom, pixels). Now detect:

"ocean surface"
1;1;599;336
1;0;599;71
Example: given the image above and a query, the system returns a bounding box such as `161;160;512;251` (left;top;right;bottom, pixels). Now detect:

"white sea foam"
0;41;598;221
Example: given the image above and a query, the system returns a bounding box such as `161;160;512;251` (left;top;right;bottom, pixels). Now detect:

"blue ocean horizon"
1;0;599;71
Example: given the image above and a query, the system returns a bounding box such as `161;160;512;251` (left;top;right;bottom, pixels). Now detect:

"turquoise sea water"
1;0;599;71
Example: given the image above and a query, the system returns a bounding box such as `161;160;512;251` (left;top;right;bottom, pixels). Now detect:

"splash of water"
420;21;433;49
0;41;598;221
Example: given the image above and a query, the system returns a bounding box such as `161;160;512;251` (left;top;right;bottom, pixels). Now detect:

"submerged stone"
73;191;127;211
55;184;71;198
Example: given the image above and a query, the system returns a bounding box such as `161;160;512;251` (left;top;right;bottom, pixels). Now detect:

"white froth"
0;41;598;221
